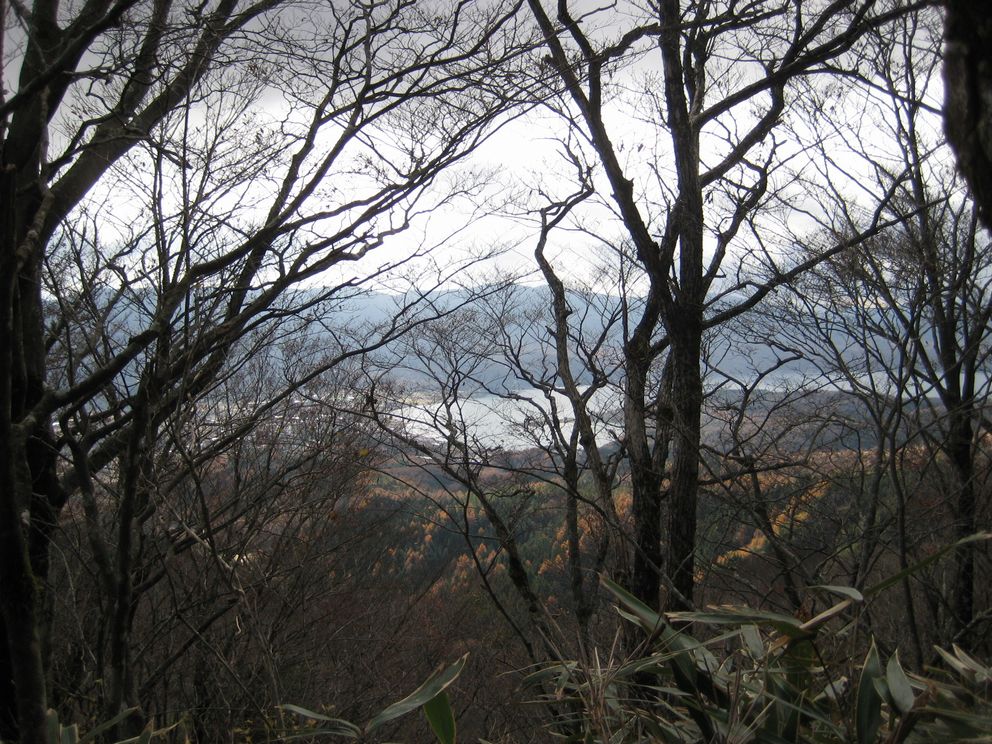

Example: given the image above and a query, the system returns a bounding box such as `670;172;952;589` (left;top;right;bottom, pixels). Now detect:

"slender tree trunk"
665;321;702;611
947;411;975;637
626;350;664;610
888;451;925;668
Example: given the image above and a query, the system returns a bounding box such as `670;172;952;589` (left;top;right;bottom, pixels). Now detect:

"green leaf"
809;584;865;602
856;642;883;744
424;691;456;744
916;706;992;731
366;653;468;733
797;597;855;634
668;607;807;638
121;730;152;744
601;577;664;635
761;687;838;733
866;533;992;597
949;644;992;681
600;577;701;695
280;704;344;723
934;646;974;679
521;661;576;688
278;724;361;740
886;651;915;715
742;624;765;660
46;711;60;744
873;676;892;705
279;705;361;738
78;708;142;744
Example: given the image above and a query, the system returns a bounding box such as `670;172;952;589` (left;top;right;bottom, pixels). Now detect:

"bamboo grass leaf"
366;653;468;733
857;642;884;744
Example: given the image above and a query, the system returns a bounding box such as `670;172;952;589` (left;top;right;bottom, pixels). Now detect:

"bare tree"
0;0;535;739
760;8;991;657
522;0;925;613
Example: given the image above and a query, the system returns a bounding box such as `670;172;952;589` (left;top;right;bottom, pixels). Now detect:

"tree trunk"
947;411;976;637
0;441;49;744
1;110;56;744
626;340;665;611
665;320;702;611
944;1;992;228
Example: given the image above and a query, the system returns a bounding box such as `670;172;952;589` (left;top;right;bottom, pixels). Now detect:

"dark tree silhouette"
944;1;992;227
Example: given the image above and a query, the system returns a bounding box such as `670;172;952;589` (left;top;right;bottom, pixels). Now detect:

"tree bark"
944;1;992;228
626;349;665;610
658;0;705;611
665;323;702;611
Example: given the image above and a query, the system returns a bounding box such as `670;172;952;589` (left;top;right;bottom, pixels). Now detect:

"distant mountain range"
59;280;898;456
322;283;831;393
